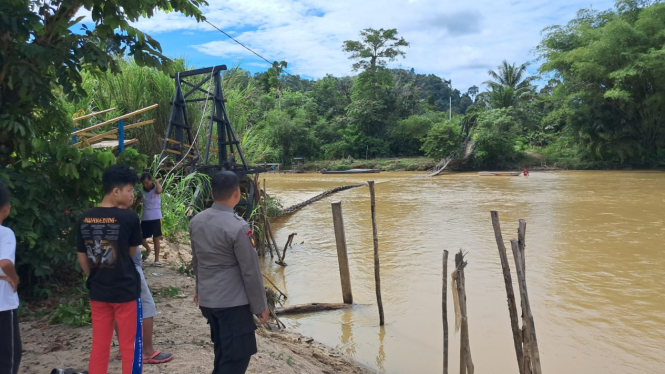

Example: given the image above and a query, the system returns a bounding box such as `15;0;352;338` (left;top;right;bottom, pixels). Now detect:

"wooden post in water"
443;249;449;374
516;219;531;374
510;239;542;374
490;211;525;374
518;220;527;275
454;250;473;374
368;181;385;326
331;201;353;304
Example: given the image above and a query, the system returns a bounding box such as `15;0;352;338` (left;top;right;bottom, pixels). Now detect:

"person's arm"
77;253;90;277
189;222;199;306
128;211;142;258
0;260;19;292
132;196;142;211
155;178;163;194
234;225;269;323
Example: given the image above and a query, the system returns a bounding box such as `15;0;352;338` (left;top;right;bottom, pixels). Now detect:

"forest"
1;0;665;285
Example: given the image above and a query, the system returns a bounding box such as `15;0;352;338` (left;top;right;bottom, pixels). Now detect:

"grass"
154;286;186;298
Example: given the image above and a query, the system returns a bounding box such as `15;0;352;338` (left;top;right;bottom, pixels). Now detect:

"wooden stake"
454;250;474;374
517;219;531;374
368;181;385;326
276;232;296;266
261;184;280;259
443;249;449;374
510;239;542;374
490;211;525;374
331;202;353;304
518;219;526;275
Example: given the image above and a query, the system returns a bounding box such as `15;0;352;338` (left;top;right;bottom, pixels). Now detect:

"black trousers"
200;304;257;374
0;308;21;374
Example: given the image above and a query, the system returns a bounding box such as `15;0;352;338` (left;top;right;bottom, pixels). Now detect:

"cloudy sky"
87;0;617;90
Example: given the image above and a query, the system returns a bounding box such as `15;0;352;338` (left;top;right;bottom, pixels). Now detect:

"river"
260;171;665;374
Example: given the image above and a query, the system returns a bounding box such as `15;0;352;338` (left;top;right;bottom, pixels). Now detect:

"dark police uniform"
189;204;268;374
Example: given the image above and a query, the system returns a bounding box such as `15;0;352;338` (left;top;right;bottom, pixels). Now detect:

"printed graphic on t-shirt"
80;217;121;268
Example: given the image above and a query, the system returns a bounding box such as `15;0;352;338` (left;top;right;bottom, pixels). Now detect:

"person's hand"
156;178;162;184
193;293;198;307
258;308;269;325
0;276;18;292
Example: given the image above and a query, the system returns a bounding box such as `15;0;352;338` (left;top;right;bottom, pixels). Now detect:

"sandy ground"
19;241;375;374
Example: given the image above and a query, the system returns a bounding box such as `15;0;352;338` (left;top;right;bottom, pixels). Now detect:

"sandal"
115;353;122;361
153;261;162;267
143;350;173;364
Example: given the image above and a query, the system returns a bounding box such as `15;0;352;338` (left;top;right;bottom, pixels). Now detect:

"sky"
79;0;617;91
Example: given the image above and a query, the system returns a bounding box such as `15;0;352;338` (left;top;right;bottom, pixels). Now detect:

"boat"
478;171;522;176
320;168;381;174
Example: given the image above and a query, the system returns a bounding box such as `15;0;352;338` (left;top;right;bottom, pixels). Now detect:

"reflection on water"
260;171;665;374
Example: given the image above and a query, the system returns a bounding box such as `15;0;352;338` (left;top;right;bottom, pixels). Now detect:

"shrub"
421;118;463;159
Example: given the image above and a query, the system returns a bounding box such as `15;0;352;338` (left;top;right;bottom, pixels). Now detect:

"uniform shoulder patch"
246;229;256;248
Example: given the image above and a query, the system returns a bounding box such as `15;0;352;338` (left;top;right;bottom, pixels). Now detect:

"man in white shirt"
0;185;21;374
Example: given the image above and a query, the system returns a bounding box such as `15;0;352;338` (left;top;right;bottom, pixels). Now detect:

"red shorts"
89;298;143;374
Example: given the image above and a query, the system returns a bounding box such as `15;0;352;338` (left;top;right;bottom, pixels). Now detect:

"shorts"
141;219;162;239
138;268;156;319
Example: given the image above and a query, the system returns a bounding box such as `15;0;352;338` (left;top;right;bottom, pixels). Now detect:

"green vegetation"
2;0;665;295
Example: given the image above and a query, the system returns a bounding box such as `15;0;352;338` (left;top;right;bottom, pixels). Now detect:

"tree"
343;28;410;72
484;61;536;91
421;118;463;160
390;115;435;156
538;0;665;163
267;60;288;108
0;0;206;165
467;85;480;100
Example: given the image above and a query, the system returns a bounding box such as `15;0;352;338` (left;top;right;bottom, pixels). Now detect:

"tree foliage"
538;0;665;162
343;28;410;72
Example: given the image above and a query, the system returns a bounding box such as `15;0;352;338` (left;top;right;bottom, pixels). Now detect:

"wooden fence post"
443;249;449;374
331;201;353;304
510;239;542;374
454;250;473;374
368;181;385;326
490;211;525;374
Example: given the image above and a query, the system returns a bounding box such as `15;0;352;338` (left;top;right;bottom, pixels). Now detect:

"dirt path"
19;242;375;374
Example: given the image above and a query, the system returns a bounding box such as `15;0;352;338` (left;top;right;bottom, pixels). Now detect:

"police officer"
189;171;269;374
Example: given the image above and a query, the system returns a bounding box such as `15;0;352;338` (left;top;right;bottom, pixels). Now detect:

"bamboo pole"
443;249;449;374
72;107;116;122
454;251;473;374
71;104;158;135
510;239;542;374
262;180;280;259
368;181;384;326
331;201;353;304
490;211;525;374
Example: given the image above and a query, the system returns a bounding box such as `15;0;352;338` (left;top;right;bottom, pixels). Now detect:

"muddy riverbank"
19;241;375;374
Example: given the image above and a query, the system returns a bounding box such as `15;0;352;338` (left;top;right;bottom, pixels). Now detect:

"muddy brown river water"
260;171;665;374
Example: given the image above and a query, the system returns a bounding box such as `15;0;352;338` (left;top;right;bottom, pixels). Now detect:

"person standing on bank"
134;173;163;266
189;171;269;374
0;185;21;374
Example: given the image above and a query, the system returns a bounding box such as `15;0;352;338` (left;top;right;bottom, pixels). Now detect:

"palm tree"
483;61;537;108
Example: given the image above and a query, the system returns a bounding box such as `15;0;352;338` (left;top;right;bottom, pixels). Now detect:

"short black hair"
140;172;153;182
211;171;239;201
102;165;138;195
0;185;10;208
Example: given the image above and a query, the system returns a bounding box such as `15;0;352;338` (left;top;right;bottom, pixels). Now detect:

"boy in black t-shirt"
76;165;143;374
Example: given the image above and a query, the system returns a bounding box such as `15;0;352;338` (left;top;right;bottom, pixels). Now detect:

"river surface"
260;171;665;374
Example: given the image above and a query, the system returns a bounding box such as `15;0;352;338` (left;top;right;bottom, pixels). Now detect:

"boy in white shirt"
0;185;21;374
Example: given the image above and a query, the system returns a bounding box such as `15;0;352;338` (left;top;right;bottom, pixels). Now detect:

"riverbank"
18;241;375;374
304;157;437;172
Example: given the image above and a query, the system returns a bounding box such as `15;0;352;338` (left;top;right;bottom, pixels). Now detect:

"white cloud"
89;0;618;89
